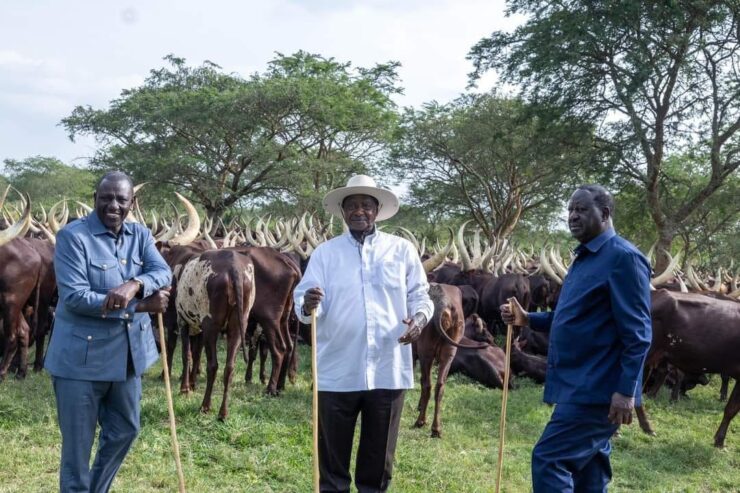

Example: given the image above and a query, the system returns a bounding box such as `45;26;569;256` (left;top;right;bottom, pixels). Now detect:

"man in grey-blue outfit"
45;171;172;493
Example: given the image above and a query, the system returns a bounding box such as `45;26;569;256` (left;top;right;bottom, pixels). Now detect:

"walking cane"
495;300;515;493
311;308;320;493
157;313;187;493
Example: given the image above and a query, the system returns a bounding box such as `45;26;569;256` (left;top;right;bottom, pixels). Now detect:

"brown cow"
412;283;488;438
645;289;740;447
175;249;256;420
0;238;43;381
449;337;507;389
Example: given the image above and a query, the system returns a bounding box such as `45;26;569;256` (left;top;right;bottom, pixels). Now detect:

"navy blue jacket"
529;229;652;405
45;211;172;381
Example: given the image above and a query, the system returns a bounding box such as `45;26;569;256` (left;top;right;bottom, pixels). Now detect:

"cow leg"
262;320;286;396
414;354;434;429
32;310;49;373
720;374;730;401
275;310;294;392
670;369;683;403
287;327;298;385
714;381;740;448
635;405;656;436
259;339;269;385
178;325;192;394
244;338;257;384
14;316;30;379
164;312;179;381
190;333;203;391
0;314;20;382
646;364;669;398
431;347;457;438
199;322;219;414
218;321;242;421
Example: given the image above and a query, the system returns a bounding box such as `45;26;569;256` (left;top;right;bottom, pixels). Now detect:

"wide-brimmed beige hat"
323;174;399;221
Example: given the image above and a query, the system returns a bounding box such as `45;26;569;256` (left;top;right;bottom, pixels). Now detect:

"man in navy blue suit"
502;185;652;493
45;171;172;492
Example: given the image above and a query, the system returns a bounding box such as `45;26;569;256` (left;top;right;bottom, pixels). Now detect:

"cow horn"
133;182;147;195
169;192;200;245
422;228;454;273
549;246;569;279
676;272;689;293
0;191;31;246
457;221;473;272
645;241;657;266
713;267;723;293
0;184;9;212
449;241;459;264
48;199;67;234
397;226;420;253
540;247;562;285
651;251;681;286
684;262;702;291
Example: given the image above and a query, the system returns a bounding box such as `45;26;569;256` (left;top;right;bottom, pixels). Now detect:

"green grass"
0;344;738;492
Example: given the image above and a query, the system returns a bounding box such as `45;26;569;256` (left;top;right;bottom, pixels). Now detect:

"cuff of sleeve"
297;301;321;324
528;312;550;331
617;377;638;398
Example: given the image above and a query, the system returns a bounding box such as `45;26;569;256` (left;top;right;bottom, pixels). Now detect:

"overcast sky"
0;0;522;167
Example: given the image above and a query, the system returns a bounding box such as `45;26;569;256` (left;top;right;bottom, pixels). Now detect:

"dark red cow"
645;289;740;447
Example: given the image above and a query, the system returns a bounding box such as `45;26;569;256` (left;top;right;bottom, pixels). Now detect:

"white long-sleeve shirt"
294;230;434;391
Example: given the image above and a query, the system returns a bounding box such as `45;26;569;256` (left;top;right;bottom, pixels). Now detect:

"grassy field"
0;344;738;493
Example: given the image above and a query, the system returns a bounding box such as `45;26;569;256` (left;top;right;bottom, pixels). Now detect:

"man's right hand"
500;297;528;327
303;287;324;315
135;288;171;314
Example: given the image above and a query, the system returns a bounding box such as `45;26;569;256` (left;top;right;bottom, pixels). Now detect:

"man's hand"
303;287;324;315
500;297;528;327
608;392;635;425
398;313;428;345
134;288;171;314
102;280;141;314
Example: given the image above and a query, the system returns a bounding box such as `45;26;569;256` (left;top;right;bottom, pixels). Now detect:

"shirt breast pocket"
131;256;144;276
89;258;123;290
376;261;403;289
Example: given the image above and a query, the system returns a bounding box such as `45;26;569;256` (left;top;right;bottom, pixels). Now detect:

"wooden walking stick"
157;313;186;493
311;308;320;493
495;300;515;493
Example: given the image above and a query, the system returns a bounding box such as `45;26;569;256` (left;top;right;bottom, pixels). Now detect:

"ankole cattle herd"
1;186;739;446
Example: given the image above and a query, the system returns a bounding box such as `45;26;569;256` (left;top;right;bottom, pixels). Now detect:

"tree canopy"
392;94;601;239
2;156;96;207
469;0;740;269
62;52;402;223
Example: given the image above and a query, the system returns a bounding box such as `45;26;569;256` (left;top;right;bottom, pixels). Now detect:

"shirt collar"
87;210;133;237
575;227;615;255
345;226;378;246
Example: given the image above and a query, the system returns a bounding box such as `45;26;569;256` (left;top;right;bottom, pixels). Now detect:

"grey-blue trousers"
52;373;141;493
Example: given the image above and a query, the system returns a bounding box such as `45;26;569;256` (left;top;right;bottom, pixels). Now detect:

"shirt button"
87;335;92;341
121;259;127;265
123;313;130;319
102;264;108;269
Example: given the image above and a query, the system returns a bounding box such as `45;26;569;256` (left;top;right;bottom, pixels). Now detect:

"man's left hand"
608;392;635;425
398;313;428;345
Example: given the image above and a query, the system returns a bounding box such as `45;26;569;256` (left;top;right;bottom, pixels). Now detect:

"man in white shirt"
294;175;434;493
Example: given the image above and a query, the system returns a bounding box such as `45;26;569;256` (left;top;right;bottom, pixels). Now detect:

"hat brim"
323;185;399;222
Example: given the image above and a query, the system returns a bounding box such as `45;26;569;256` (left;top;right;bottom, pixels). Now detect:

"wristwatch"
131;277;144;294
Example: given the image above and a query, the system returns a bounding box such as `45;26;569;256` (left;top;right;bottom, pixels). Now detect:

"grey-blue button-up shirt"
44;211;172;381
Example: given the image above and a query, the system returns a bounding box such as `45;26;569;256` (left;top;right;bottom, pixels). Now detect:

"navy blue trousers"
53;373;141;493
532;404;619;493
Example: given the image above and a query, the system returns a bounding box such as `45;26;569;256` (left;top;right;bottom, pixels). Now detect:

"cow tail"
229;263;249;364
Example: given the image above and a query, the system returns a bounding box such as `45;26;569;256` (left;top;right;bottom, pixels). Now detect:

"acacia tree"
469;0;740;270
393;95;600;239
63;52;401;222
